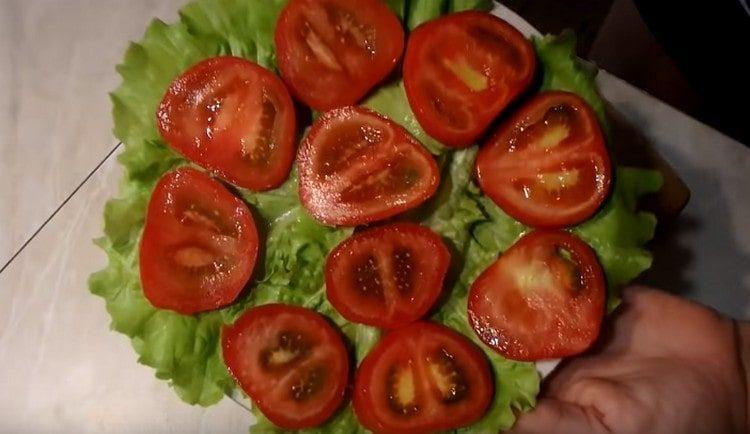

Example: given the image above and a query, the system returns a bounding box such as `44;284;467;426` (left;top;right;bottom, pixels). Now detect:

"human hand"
509;286;748;434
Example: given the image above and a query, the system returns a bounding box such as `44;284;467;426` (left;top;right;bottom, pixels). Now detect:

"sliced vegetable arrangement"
354;322;494;433
476;91;611;228
469;230;606;361
275;0;405;110
139;167;259;314
403;11;536;147
298;107;440;226
326;223;450;328
157;56;297;191
90;0;663;432
223;304;350;429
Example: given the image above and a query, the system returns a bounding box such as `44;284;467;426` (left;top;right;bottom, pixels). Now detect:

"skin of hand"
509;286;749;434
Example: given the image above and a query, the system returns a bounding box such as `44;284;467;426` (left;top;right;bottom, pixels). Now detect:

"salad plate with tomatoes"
90;0;666;432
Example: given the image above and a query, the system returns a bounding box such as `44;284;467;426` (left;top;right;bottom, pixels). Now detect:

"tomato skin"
468;230;606;361
354;322;493;434
476;91;612;228
157;56;296;191
139;168;258;315
325;223;450;329
275;0;405;110
298;106;440;226
222;304;349;430
403;11;537;148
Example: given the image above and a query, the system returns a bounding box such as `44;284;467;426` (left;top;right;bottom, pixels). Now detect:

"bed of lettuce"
88;0;662;432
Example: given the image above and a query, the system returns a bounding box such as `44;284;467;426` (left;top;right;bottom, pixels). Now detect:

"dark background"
504;0;750;145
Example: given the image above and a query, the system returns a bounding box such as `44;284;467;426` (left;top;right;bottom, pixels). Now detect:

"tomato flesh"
222;304;349;429
298;106;439;226
157;56;296;191
354;322;493;433
468;230;605;361
275;0;404;110
139;168;258;314
326;223;450;328
403;11;536;147
476;91;612;228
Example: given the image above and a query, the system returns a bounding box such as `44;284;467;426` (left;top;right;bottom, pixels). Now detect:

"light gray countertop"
0;2;748;433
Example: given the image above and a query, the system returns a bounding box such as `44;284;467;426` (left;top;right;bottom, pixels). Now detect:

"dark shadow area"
607;105;690;222
503;0;614;53
615;104;750;318
507;0;750;145
606;104;696;295
636;215;698;296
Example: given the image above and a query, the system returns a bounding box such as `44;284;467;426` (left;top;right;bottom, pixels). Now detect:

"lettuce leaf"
533;30;608;131
405;0;493;29
574;168;662;311
423;150;538;433
89;165;236;406
364;80;446;155
370;33;662;430
93;1;661;432
95;0;381;415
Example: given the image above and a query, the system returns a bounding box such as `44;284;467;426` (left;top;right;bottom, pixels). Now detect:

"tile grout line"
0;143;123;275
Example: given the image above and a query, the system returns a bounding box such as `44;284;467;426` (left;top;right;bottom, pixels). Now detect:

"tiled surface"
0;2;749;433
0;1;250;431
0;0;182;267
0;156;249;433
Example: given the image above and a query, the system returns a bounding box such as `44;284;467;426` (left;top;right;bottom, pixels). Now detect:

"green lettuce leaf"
364;80;446;155
533;31;608;130
93;0;661;432
423;149;538;432
93;0;305;407
574;168;662;311
406;0;449;29
422;34;662;431
449;0;494;13
405;0;493;29
384;0;408;19
89;163;236;406
179;0;287;65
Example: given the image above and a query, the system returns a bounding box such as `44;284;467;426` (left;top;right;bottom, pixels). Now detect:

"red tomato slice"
139;168;259;314
222;304;349;430
354;322;493;433
403;11;536;148
468;230;605;361
298;106;440;226
157;56;296;191
476;91;612;228
325;223;450;329
275;0;404;111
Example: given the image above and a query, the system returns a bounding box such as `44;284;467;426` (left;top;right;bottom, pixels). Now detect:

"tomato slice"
354;322;493;433
403;11;536;148
298;106;440;226
157;56;296;191
476;91;612;228
326;223;450;329
139;168;259;314
468;230;605;361
275;0;404;111
222;304;349;430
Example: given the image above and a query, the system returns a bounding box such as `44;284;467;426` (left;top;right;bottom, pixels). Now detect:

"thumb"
508;398;609;434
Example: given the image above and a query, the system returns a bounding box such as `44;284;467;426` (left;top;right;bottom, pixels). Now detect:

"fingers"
621;286;734;358
509;398;608;434
589;286;733;360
